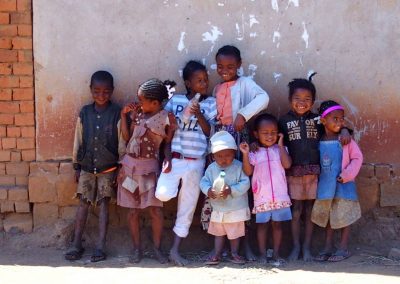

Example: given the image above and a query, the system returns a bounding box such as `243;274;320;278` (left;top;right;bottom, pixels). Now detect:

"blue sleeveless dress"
311;140;361;229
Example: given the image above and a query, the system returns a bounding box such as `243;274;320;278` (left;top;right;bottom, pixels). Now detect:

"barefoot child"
312;100;363;262
117;79;176;263
279;74;351;261
240;114;292;266
155;61;217;266
201;131;250;265
66;71;123;262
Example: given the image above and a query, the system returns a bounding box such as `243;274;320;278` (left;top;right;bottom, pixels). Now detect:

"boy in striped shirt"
156;61;217;266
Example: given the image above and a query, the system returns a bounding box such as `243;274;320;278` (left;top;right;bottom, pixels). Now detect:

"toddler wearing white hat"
200;131;250;265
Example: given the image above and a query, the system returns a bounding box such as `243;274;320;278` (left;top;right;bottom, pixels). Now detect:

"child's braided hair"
138;78;176;103
288;72;317;102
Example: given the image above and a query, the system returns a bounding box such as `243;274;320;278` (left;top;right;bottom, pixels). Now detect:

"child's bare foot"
153;247;167;264
288;246;300;261
245;247;257;262
258;254;268;264
129;248;142;263
302;247;313;262
169;250;188;267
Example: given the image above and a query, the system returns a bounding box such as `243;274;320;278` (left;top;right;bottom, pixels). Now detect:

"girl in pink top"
240;113;292;265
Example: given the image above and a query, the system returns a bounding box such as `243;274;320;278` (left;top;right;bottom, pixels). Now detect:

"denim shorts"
256;207;292;223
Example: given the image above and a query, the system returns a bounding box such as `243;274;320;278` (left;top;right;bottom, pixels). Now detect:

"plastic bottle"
213;171;226;197
181;93;201;123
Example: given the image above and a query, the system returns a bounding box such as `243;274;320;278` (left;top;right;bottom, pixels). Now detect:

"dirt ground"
1;228;400;284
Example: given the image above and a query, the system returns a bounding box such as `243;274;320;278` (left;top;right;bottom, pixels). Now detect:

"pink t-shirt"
249;145;291;213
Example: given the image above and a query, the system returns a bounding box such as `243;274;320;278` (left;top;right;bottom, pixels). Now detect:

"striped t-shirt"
165;94;217;158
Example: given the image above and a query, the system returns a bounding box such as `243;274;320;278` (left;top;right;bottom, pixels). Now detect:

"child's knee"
271;221;281;230
149;207;163;218
128;208;141;218
155;185;174;202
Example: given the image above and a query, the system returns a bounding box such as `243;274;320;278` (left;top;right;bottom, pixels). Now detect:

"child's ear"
320;117;326;125
184;80;191;90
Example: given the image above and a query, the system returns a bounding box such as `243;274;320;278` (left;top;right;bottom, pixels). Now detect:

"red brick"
0;76;19;87
12;37;31;49
17;0;31;11
17;50;31;62
0;12;10;24
19;100;33;112
0;0;16;12
8;186;27;201
21;149;33;161
56;174;78;206
28;176;57;203
0;150;11;161
17;24;30;36
0;187;7;199
0;25;17;36
0;38;11;49
0;63;12;75
14;201;29;212
0;89;12;100
0;174;14;185
0;113;14;124
10;12;31;24
3;213;32;233
14;113;34;126
2;137;16;149
10;150;20;161
6;162;28;175
12;62;32;75
0;126;5;137
0;101;19;113
60;206;77;220
16;137;34;149
0;50;17;62
1;200;14;212
15;175;27;185
6;126;20;137
375;164;391;182
13;88;33;100
33;203;58;228
19;75;32;87
30;162;59;175
380;181;400;207
20;126;33;137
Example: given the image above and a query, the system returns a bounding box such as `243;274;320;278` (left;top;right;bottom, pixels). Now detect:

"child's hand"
207;188;218;199
337;176;343;183
278;133;285;147
121;103;139;115
168;112;178;131
75;169;81;183
162;159;172;173
190;103;201;116
220;185;232;199
339;128;351;145
249;142;259;152
233;114;246;132
239;142;250;154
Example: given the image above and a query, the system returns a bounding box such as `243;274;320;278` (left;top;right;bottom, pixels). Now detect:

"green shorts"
76;170;115;205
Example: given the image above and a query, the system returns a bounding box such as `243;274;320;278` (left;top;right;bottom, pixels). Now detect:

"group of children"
65;45;363;267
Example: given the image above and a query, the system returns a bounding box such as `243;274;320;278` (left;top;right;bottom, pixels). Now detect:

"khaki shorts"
76;170;115;205
287;175;318;200
208;221;245;240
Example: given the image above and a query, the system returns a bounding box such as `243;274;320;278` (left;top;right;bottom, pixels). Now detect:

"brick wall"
0;0;34;233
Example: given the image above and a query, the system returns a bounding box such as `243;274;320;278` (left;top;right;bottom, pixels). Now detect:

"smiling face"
321;109;345;135
290;88;314;116
254;120;278;147
137;89;161;114
185;69;209;95
216;54;241;82
90;80;113;108
213;149;235;168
